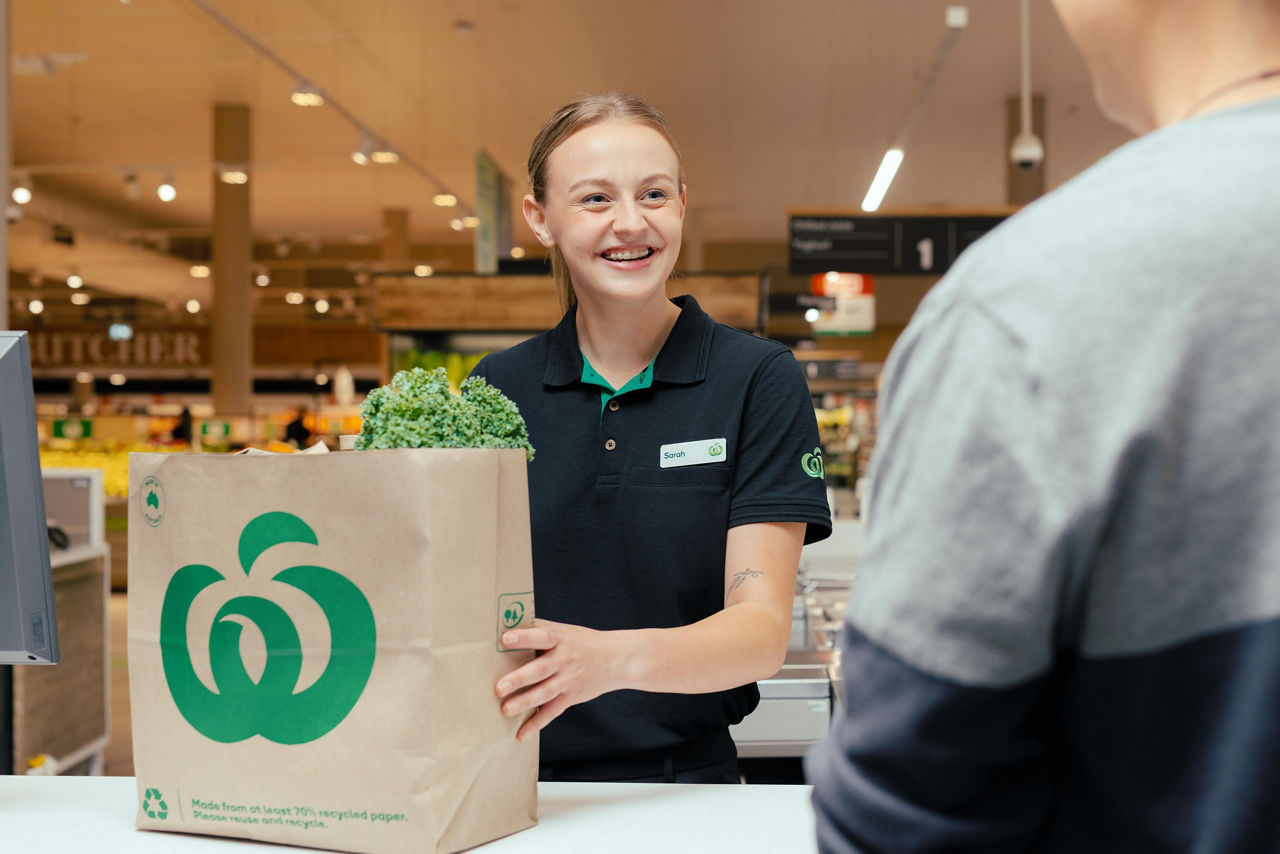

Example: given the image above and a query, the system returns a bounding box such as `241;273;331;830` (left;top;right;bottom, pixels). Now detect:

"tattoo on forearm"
726;568;763;601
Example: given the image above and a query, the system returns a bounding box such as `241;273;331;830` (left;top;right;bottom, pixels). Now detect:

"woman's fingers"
517;695;571;741
494;622;565;701
501;620;560;651
501;674;563;717
497;654;552;696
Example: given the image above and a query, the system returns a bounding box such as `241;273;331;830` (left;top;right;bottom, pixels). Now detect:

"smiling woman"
466;93;833;785
523;94;687;314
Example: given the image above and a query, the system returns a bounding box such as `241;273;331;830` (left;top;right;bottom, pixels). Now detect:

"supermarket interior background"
4;0;1134;782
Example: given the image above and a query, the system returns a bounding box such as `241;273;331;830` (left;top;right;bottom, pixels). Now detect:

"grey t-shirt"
808;96;1280;852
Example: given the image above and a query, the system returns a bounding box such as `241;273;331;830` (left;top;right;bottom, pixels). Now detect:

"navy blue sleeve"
805;625;1055;854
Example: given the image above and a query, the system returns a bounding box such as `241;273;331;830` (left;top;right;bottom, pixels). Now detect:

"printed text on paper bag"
189;796;408;830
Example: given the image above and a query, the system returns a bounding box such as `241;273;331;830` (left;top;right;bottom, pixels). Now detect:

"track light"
285;291;304;305
462;216;479;229
186;299;201;314
352;134;374;166
71;292;91;306
219;170;248;184
414;265;433;277
450;218;464;231
859;7;966;214
189;265;211;278
158;174;177;202
315;298;330;314
11;172;32;205
371;142;399;165
290;80;325;107
433;194;458;207
255;272;270;287
28;299;45;315
67;273;84;289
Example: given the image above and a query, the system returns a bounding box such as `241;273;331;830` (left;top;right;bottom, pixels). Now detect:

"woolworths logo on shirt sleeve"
801;447;825;479
159;511;376;744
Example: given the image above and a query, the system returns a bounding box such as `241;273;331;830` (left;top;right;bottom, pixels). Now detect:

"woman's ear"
523;195;555;248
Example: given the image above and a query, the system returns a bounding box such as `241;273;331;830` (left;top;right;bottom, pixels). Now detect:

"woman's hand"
495;619;629;742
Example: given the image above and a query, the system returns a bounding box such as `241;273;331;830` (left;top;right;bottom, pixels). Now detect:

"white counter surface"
0;775;818;854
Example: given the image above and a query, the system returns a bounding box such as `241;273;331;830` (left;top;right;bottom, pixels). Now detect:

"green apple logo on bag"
159;511;376;744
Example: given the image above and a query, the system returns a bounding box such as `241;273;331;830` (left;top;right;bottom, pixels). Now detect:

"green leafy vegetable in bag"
355;367;534;460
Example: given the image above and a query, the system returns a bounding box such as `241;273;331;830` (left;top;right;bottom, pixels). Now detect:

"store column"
212;103;252;415
382;208;409;267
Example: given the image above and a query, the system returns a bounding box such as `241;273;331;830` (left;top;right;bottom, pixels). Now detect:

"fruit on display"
391;349;485;390
40;441;185;499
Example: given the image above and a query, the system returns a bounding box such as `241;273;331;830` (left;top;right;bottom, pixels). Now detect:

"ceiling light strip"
862;6;968;212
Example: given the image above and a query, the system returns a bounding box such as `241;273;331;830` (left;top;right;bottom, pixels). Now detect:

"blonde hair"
527;93;685;310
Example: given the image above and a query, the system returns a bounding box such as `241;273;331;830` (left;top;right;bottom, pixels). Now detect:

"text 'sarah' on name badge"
660;437;729;468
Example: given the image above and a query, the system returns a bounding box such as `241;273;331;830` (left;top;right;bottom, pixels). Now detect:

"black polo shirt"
471;295;832;765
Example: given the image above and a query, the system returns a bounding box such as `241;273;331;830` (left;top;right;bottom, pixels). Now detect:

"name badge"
659;437;728;468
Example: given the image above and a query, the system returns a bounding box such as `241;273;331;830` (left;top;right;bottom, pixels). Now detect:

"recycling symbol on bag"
142;788;168;820
160;511;377;745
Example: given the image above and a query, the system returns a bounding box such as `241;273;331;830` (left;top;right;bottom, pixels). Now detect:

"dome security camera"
1010;132;1045;171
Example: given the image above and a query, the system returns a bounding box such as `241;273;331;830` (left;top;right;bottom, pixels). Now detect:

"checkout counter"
2;775;819;853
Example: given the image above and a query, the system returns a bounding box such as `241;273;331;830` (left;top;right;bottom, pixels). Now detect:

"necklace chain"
1182;67;1280;121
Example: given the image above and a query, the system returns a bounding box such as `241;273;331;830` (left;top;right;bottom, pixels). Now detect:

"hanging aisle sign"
810;272;875;335
788;212;1010;276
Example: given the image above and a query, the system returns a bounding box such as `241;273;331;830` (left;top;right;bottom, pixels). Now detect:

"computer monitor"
0;331;59;665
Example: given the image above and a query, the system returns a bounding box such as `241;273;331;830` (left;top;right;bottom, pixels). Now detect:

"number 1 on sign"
916;238;934;271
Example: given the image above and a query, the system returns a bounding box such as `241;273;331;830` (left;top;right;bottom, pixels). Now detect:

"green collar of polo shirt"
580;352;655;413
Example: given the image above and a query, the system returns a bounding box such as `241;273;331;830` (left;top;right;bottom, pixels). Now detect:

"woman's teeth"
603;248;654;262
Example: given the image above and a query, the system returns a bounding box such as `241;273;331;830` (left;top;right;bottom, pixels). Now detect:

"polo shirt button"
605;438;617;451
607;400;620;412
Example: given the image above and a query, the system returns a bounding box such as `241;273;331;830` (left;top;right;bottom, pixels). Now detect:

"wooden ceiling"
7;0;1133;303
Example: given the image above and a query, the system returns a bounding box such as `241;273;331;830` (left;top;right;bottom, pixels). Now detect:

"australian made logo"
140;475;166;527
160;512;376;744
801;447;825;479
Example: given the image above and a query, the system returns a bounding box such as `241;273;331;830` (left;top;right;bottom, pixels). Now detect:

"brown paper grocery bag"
127;448;537;853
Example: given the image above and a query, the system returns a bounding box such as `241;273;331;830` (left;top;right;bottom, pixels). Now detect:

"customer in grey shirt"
807;1;1280;851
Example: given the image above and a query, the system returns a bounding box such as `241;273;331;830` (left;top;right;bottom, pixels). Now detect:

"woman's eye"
581;194;608;205
643;189;669;201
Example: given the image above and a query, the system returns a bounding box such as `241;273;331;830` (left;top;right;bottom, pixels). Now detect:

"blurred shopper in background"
473;94;831;783
284;409;311;448
808;0;1280;851
171;407;193;445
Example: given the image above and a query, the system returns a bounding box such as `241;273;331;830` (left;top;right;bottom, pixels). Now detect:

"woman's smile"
600;245;657;267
